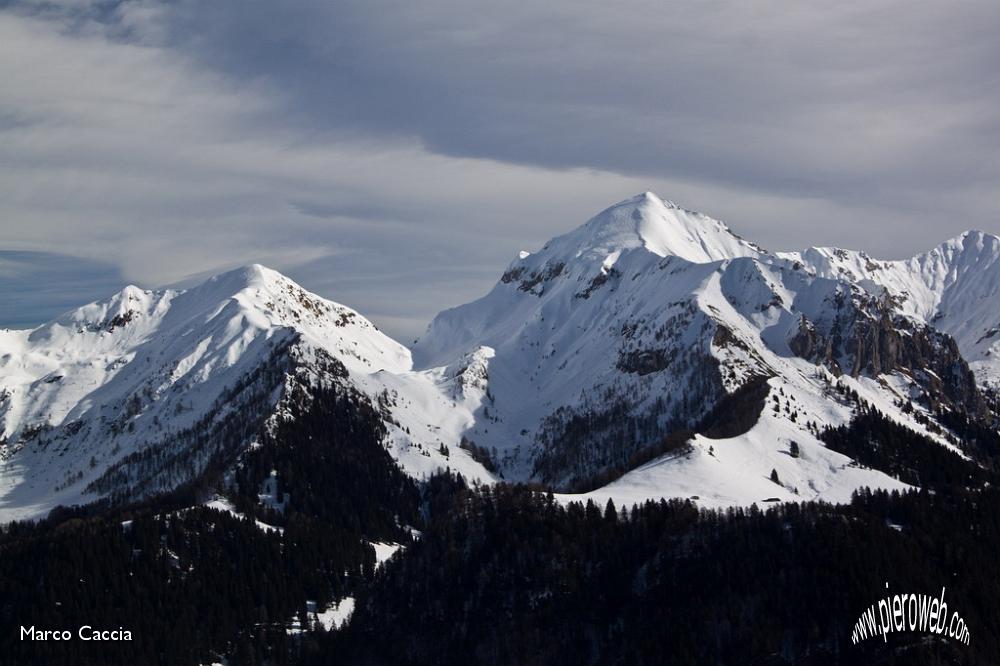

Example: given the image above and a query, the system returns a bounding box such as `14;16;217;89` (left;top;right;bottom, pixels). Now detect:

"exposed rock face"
499;260;566;295
788;315;834;372
616;348;675;375
576;266;619;300
789;295;986;417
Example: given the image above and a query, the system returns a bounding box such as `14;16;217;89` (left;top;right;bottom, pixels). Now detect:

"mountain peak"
541;192;763;265
942;229;1000;252
204;263;287;291
635;190;679;208
906;229;1000;271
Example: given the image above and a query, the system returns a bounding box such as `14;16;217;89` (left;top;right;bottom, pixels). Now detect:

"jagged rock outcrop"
789;295;987;417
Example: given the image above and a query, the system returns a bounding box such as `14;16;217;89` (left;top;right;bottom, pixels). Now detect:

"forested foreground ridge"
332;481;1000;666
4;467;1000;665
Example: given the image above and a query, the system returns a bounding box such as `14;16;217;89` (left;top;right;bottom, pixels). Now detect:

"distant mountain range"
3;192;999;520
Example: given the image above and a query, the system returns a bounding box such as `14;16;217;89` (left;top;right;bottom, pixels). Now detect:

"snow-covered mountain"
2;193;997;521
0;265;488;521
413;192;996;505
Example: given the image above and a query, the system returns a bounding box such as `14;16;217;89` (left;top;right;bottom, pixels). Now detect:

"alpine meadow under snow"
2;192;998;520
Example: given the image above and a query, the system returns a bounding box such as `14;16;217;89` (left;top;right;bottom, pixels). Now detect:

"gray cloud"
1;1;998;340
0;250;126;328
150;1;1000;201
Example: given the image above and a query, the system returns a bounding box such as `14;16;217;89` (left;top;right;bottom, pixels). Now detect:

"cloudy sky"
2;1;998;340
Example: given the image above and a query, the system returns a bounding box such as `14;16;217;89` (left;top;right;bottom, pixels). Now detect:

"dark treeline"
329;479;1000;666
0;507;367;665
565;375;772;494
820;406;989;489
0;370;421;665
3;467;998;665
232;380;421;542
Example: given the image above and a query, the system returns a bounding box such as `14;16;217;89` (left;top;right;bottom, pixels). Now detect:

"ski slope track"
2;193;998;520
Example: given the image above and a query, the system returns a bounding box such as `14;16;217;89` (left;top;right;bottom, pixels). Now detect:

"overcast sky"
2;1;999;340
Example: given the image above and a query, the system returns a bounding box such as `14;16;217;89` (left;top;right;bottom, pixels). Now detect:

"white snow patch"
370;541;403;568
204;496;283;534
315;597;355;631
